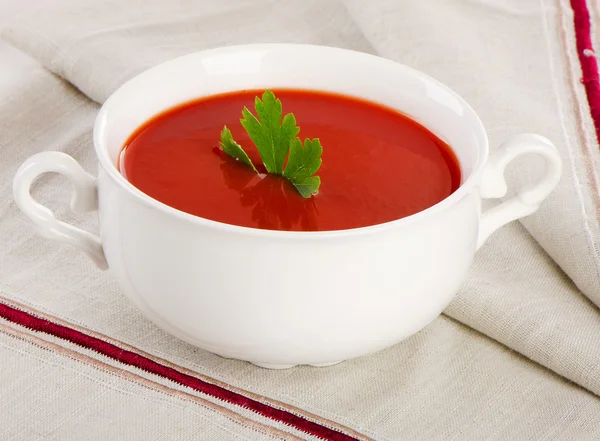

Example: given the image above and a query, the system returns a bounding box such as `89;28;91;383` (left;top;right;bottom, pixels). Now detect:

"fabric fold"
340;0;600;306
0;326;307;441
2;0;376;104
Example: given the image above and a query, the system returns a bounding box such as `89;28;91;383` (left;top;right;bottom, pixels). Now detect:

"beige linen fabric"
0;55;598;440
2;0;376;104
2;0;600;388
4;0;600;308
2;0;600;439
0;327;302;441
339;0;600;309
4;309;600;440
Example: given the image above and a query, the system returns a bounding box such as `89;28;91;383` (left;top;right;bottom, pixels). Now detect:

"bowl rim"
94;43;489;238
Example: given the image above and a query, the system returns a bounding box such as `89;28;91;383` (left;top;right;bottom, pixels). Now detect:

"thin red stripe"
570;0;600;143
0;302;358;441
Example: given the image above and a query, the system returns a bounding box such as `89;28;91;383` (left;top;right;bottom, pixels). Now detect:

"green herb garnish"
219;126;257;172
219;90;322;198
282;138;322;198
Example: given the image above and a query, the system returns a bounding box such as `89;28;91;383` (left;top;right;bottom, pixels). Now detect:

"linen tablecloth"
2;1;600;439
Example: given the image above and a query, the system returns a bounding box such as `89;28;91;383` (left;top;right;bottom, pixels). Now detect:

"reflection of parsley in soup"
119;89;461;232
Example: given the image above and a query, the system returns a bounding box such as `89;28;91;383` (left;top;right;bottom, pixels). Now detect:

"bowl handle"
13;152;108;269
477;133;562;249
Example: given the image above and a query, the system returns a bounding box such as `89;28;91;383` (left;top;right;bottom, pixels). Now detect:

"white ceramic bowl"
13;44;561;368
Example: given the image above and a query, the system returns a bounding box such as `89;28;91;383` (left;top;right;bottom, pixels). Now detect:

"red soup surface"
120;89;461;231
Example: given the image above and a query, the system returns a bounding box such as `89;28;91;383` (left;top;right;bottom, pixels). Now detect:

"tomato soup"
119;90;461;231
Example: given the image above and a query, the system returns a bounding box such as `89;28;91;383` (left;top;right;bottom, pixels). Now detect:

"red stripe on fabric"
570;0;600;143
0;302;358;441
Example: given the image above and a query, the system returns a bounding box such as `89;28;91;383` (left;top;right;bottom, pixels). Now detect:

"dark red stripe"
0;301;358;441
570;0;600;143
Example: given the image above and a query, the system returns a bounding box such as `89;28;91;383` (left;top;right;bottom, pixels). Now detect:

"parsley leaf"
220;90;322;198
219;126;257;172
240;90;300;175
283;138;323;197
